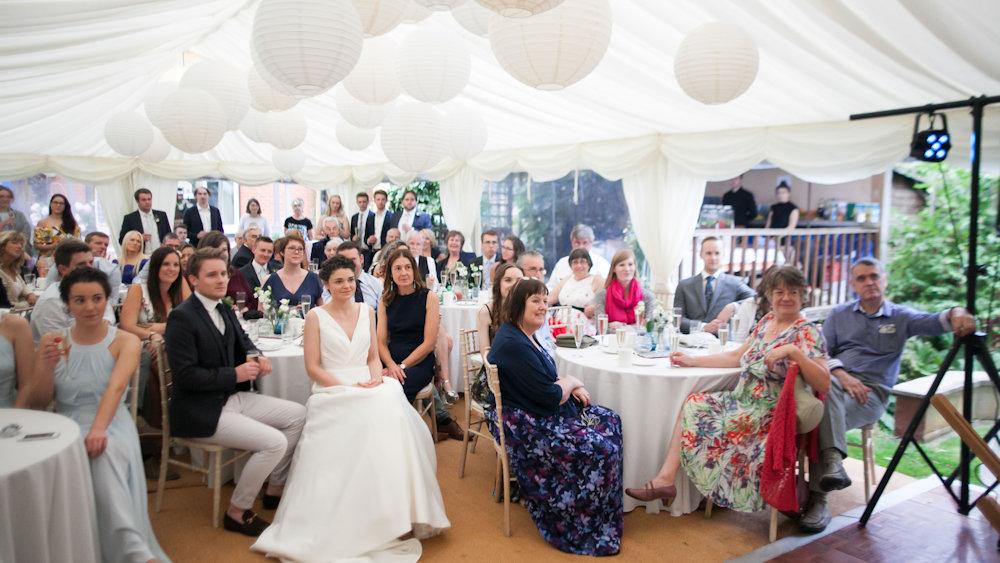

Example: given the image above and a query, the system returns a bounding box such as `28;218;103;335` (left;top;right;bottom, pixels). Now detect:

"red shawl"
605;278;643;324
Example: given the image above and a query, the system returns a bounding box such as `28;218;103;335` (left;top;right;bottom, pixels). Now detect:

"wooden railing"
682;227;880;307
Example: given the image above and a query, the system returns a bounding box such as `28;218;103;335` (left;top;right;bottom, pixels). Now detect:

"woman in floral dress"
626;266;829;512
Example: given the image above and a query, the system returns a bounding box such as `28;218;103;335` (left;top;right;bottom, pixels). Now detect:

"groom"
165;248;306;536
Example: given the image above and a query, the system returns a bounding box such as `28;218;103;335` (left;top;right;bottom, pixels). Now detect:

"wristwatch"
399;362;408;370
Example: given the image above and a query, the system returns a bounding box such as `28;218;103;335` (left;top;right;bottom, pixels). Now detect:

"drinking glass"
718;326;730;348
690;320;704;335
669;327;680;354
615;327;627;352
573;318;586;356
24;273;36;288
300;295;312;316
281;318;293;344
235;291;246;313
596;314;609;343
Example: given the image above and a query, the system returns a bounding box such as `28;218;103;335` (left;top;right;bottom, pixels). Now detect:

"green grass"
845;423;996;486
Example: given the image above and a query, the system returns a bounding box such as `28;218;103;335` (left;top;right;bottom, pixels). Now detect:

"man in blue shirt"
801;257;975;532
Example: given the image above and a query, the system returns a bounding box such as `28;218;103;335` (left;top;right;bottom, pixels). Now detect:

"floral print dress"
679;313;826;512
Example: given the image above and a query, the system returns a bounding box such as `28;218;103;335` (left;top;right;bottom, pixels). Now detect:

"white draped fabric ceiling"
1;0;998;286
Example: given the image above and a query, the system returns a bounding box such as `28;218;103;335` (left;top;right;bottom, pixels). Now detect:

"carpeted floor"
148;400;914;562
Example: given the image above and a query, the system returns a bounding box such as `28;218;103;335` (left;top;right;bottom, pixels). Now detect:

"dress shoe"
819;449;852;492
436;419;465;441
223;509;270;536
262;493;281;510
799;492;831;533
625;481;677;505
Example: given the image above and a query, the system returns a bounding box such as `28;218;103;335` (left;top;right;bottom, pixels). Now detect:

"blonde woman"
323;194;350;236
117;231;148;285
0;231;37;307
419;228;440;262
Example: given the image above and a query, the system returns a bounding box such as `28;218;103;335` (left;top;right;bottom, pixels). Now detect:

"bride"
252;255;450;562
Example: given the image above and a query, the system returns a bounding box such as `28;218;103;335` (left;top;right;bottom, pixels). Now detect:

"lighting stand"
849;94;1000;524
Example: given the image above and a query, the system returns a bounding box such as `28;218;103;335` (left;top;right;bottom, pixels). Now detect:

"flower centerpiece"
254;286;290;335
445;262;469;299
645;307;670;351
468;262;482;299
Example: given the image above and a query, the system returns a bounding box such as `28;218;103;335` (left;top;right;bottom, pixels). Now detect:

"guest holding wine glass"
593;249;656;329
239;198;270;238
33;193;80;266
117;231;149;285
261;236;323;308
0;231;37;307
548;248;601;319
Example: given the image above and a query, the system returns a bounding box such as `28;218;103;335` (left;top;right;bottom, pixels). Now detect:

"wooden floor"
771;486;1000;563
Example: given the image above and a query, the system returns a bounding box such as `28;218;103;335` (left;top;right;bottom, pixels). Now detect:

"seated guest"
230;225;260;269
546;224;611;289
765;181;799;229
283;198;313;240
333;241;382;310
132;232;184;285
31;239;115;341
261;236;323;308
471;229;500;290
369;227;400;269
174;223;188;243
198;231;255;313
593;249;656;328
29;267;168;561
370;240;407;280
731;274;772;341
322;239;339;263
405;229;437;285
674;236;755;334
548;248;601;319
179;243;194;273
166;248;306;535
420;228;441;262
239;198;270;238
0;231;38;307
117;230;149;285
487;279;623;555
476;262;523;357
799;258;975;533
239;236;276;297
83;231;122;300
0;313;32;408
516;249;546;281
625;266;830;515
310;217;345;266
491;234;525;281
435;230;476;283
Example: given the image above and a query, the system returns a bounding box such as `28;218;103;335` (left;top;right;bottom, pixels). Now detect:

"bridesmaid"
26;266;168;562
0;313;32;407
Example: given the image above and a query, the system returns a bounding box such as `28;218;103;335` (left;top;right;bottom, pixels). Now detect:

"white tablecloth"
440;302;482;391
0;408;100;562
555;347;740;516
256;340;310;405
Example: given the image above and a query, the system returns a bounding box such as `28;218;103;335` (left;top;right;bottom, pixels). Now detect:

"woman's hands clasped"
763;343;802;371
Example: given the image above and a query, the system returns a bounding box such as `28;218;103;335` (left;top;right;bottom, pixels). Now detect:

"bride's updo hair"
319;255;356;283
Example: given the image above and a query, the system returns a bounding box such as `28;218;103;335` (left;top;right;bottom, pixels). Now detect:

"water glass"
690;320;704;335
718;326;729;348
669;328;680;354
300;295;312;316
235;291;246;312
615;327;627;351
281;319;293;344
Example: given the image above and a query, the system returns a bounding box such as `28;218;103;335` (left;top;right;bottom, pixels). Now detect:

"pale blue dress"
0;334;15;407
54;326;169;563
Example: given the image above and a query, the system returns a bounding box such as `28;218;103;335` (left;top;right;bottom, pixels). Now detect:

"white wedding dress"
252;304;450;562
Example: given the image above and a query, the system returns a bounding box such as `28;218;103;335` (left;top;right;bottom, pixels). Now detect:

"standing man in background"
182;186;223;246
722;174;757;228
120;188;171;253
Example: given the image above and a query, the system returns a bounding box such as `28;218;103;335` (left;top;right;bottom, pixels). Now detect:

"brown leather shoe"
436;419;465;441
625;481;677;505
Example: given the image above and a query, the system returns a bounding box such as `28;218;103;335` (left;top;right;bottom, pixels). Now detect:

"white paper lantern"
104;111;154;157
157;88;228;154
380;102;447;172
251;0;364;97
143;82;178;129
477;0;563;17
264;109;308;149
451;1;494;36
247;67;299;112
179;60;250;131
351;0;408;37
413;0;465;11
444;104;487;159
239;109;271;143
334;86;394;128
401;1;432;23
489;0;611;90
343;38;401;105
273;147;306;177
396;32;471;103
674;22;759;105
336;121;377;150
139;130;172;163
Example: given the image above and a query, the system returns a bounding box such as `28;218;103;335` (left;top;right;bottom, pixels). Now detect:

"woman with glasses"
261;236;323;307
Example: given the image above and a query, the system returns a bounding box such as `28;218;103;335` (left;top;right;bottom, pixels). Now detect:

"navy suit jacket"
182;205;224;246
396;210;431;231
119;209;171;244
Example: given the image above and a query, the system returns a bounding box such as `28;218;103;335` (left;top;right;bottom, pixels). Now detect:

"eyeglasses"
286;247;304;253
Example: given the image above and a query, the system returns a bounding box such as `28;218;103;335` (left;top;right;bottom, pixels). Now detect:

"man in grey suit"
674;236;755;334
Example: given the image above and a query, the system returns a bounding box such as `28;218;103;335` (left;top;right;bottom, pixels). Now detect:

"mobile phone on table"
19;432;59;441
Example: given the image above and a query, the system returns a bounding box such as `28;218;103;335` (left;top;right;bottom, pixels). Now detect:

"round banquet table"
255;339;310;405
440;301;482;391
0;408;100;562
554;346;741;516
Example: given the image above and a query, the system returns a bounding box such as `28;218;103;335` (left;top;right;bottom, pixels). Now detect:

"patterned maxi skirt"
490;405;624;556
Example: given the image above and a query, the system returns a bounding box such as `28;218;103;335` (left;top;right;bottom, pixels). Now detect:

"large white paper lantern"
401;1;432;22
489;0;611;90
179;60;250;131
139;130;172;163
380;102;447;172
273;147;306;176
343;38;401;105
104;111;154;157
351;0;408;37
397;32;471;103
334;86;394;128
336;121;377;150
414;0;465;11
674;22;759;105
239;109;270;143
251;0;364;97
247;67;299;112
451;1;493;36
143;82;178;129
157;88;227;154
444;104;487;159
264;109;308;149
477;0;563;17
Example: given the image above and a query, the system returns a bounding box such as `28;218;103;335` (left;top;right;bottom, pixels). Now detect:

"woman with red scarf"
593;249;657;329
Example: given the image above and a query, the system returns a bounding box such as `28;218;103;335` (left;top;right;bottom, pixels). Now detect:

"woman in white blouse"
239;198;270;238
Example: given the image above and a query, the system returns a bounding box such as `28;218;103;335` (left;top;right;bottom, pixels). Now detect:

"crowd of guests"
0;183;979;560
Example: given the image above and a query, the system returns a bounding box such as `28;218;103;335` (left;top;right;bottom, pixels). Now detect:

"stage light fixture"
910;111;951;162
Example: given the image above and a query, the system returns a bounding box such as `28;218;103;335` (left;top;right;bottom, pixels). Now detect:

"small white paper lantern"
451;1;494;36
334;86;394;128
477;0;564;17
251;0;364;97
444;104;487;159
336;120;377;150
179;60;250;131
247;67;299;112
273;147;306;177
343;38;401;105
104;111;154;157
157;88;228;154
139;130;172;163
351;0;408;37
239;109;271;143
264;109;308;150
380;102;447;172
489;0;611;90
143;82;178;129
401;1;432;22
673;22;759;105
396;32;471;103
414;0;465;11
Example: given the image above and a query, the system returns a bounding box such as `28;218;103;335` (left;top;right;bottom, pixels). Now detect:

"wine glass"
300;295;312;317
573;317;586;356
235;291;246;314
615;327;627;352
718;325;730;348
669;327;680;354
596;314;609;345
